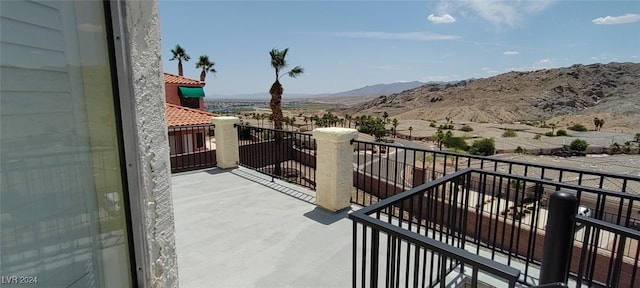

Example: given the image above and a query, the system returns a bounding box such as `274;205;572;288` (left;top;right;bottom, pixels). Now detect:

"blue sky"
159;0;640;96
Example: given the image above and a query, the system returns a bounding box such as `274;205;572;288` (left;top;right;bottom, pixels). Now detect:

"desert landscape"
214;62;640;176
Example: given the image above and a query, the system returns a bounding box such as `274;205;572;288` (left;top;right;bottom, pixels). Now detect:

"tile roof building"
164;72;204;86
165;103;217;127
164;72;206;110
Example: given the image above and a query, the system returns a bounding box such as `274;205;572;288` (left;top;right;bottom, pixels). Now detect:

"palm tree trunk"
269;80;284;176
178;60;184;76
269;80;284;130
200;70;206;82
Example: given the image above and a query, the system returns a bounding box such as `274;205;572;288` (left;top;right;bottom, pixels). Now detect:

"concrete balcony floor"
171;167;352;288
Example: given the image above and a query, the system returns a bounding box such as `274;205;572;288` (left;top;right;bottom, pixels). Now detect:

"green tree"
570;139;588;152
444;136;469;151
433;127;452;150
382;111;389;123
408;126;413;140
357;116;386;141
268;48;304;130
391;118;399;137
598;118;605;131
593;117;605;131
469;138;496;156
170;44;190;76
195;55;216;82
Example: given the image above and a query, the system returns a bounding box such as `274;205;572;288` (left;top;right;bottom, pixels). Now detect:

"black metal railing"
169;124;216;173
237;125;316;190
350;168;640;287
351;139;640;210
573;216;640;288
350;171;521;288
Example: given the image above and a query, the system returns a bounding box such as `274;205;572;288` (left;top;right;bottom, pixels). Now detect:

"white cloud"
481;67;499;74
433;0;553;27
503;51;519;55
592;14;640;25
428;13;456;24
335;31;460;41
532;59;555;69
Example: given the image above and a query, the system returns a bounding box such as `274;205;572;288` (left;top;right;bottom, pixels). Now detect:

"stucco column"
312;127;358;212
212;116;240;169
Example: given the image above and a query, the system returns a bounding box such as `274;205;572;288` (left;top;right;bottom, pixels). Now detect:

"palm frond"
287;66;304;78
171;44;189;62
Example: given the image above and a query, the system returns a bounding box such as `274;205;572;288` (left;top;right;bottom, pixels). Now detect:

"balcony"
171;167;352;287
171;122;640;287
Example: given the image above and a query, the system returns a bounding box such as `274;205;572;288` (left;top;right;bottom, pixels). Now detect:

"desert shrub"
570;139;588;152
469;138;496;156
545;131;555;137
533;134;542;140
515;146;526;154
440;124;454;130
502;129;517;137
429;122;437;128
444;136;469;151
568;124;588;132
555;129;568;136
609;143;621;153
459;125;473;132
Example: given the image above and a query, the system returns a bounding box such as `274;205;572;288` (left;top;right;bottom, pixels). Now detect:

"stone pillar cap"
212;116;240;125
312;127;358;143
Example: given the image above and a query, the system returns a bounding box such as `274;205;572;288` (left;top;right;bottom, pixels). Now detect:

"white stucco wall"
123;1;178;287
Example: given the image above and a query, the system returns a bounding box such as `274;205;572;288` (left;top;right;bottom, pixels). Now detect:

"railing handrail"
355;168;473;215
350;139;640;182
350;201;521;284
470;169;640;201
576;215;640;240
237;124;313;137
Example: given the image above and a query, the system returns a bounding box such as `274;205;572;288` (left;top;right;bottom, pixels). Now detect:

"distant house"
166;103;217;154
164;72;206;110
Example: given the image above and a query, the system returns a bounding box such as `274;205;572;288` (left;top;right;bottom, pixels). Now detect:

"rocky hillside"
338;62;640;132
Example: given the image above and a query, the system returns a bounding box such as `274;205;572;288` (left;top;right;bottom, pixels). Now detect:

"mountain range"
335;62;640;132
210;81;425;101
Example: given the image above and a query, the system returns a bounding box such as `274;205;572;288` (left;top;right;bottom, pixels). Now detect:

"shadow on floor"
231;168;316;205
303;207;351;225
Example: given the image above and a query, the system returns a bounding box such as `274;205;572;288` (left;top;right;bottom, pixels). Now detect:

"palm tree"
170;44;190;76
392;118;399;137
195;55;216;82
269;48;304;130
408;126;413;140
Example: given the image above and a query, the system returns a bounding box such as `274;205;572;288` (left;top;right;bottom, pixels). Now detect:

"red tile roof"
164;72;204;86
165;103;218;127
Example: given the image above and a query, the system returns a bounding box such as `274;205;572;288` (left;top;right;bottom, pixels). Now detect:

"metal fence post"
539;190;578;284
